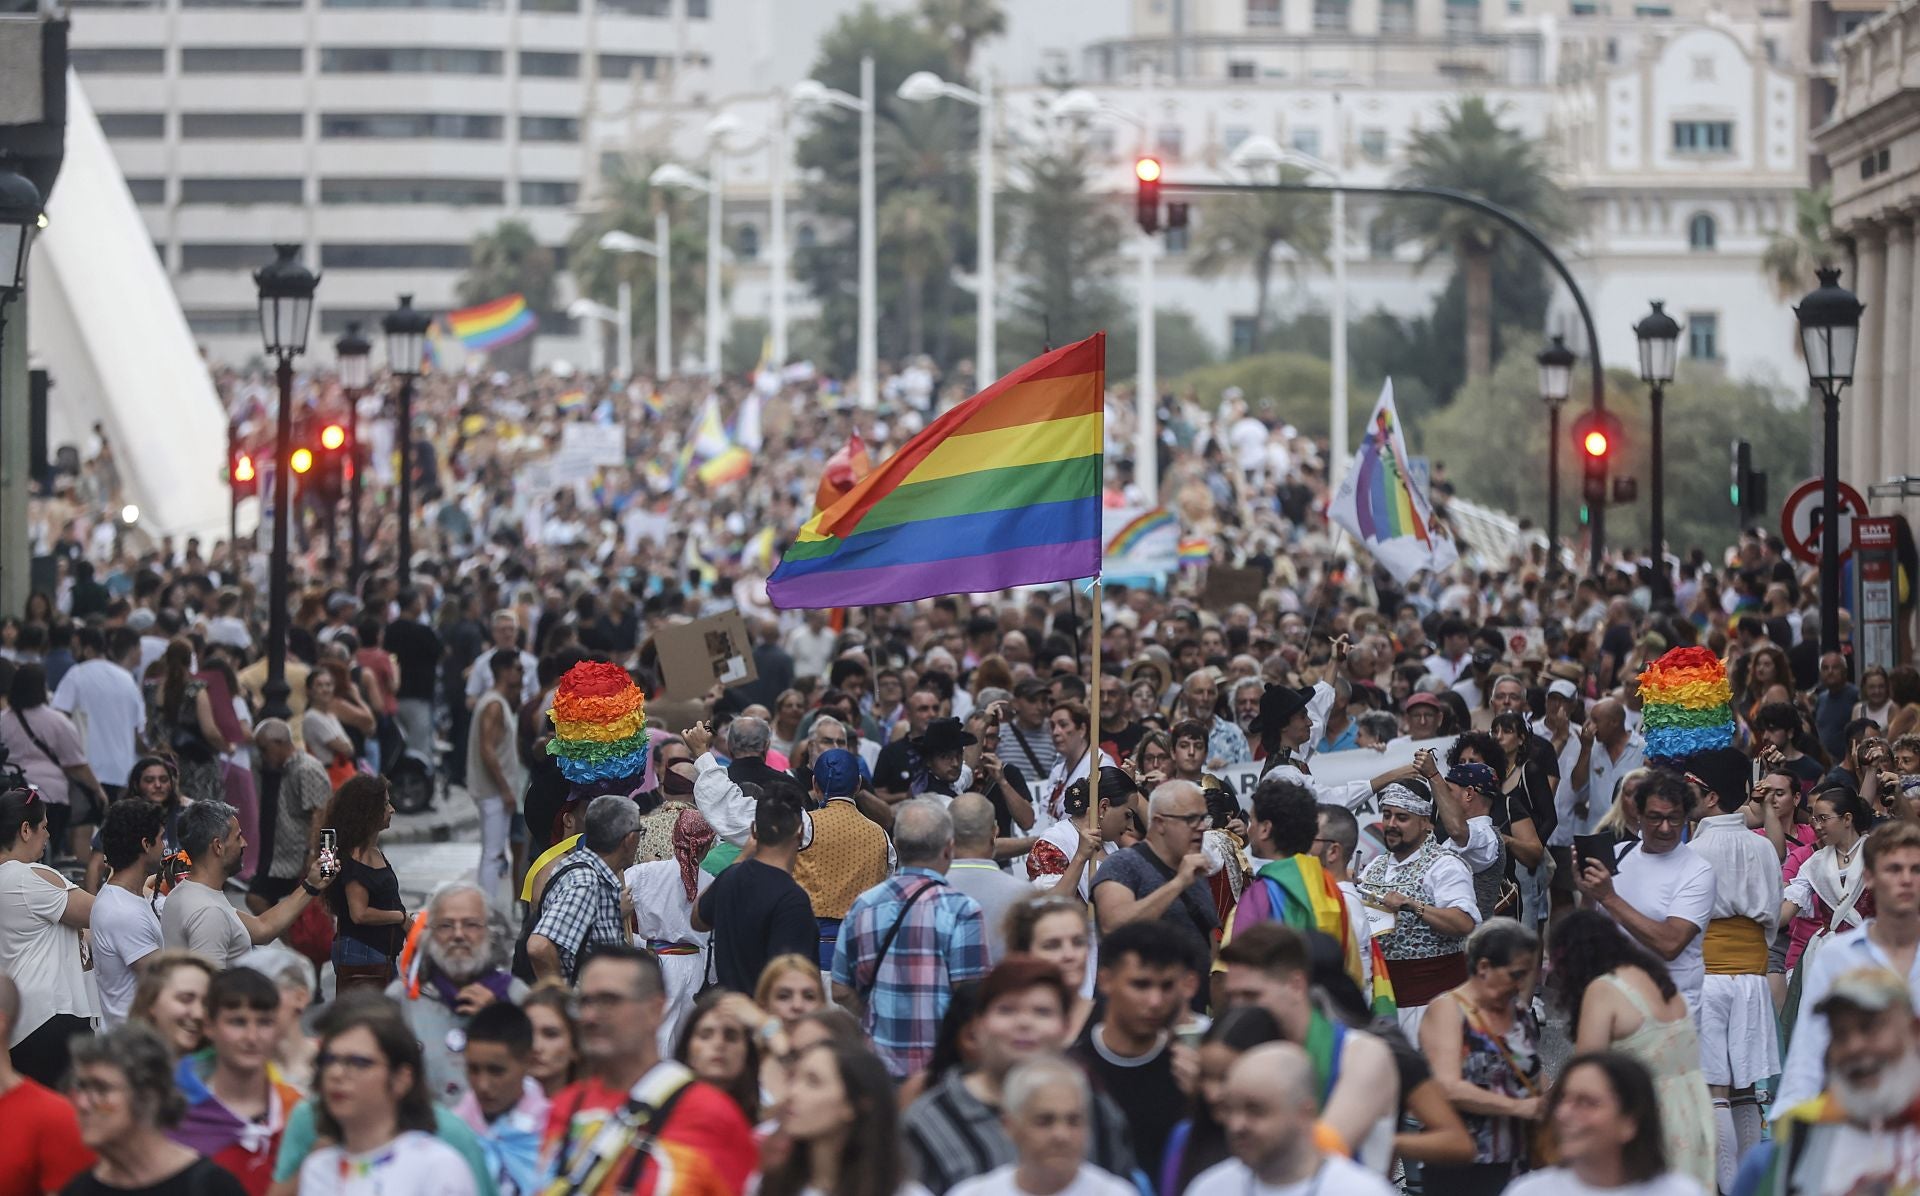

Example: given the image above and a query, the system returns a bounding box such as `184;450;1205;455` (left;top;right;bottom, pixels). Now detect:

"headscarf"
672;808;716;904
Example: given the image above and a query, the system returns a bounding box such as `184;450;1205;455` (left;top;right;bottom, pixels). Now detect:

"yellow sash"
1703;915;1768;974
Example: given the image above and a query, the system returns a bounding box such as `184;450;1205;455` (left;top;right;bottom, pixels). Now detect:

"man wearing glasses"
1091;780;1220;1003
389;881;528;1105
1575;769;1719;1012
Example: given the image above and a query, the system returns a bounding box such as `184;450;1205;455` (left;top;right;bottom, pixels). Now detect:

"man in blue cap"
793;748;896;968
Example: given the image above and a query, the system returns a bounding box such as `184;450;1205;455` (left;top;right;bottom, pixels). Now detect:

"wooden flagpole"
1086;577;1102;845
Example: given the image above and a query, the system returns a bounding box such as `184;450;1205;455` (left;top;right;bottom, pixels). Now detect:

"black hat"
1258;683;1314;730
911;716;978;756
1685;746;1752;811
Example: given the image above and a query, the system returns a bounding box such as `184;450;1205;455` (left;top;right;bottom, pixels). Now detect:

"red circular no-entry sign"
1780;478;1868;566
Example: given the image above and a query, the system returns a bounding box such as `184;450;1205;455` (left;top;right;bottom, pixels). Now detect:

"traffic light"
1730;439;1768;523
1570;410;1622;506
1135;156;1162;234
290;447;314;475
314;422;348;503
228;449;257;499
320;423;346;452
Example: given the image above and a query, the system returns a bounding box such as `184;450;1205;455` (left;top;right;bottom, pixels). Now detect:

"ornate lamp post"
334;321;371;586
252;244;320;720
1536;334;1575;573
381;296;430;579
1794;268;1864;656
1632;301;1681;602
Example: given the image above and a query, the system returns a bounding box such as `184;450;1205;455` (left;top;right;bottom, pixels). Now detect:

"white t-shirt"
951;1163;1135;1196
1608;841;1716;1005
0;858;96;1042
1187;1154;1397;1196
1500;1168;1707;1196
51;658;147;791
91;883;163;1026
300;1130;477;1196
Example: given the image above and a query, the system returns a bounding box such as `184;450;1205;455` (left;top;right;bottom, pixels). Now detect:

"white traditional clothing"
625;859;711;1055
1689;811;1782;1088
1359;838;1479;1037
1033;748;1116;834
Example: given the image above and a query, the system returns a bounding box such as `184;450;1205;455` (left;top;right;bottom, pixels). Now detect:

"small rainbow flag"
643;391;667;418
556;389;588;413
1328;381;1458;583
1178;537;1210;568
768;334;1105;609
447;294;537;351
697;445;751;487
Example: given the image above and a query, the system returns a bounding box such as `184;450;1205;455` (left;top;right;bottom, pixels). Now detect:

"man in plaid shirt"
527;795;640;983
832;798;989;1079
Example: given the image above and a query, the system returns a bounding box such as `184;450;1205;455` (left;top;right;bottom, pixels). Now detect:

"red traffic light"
233;453;255;483
320;423;346;451
1135;156;1162;183
291;447;314;474
1583;430;1610;458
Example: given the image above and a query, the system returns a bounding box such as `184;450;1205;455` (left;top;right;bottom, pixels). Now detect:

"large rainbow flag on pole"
768;333;1105;609
1327;380;1457;584
447;294;537;350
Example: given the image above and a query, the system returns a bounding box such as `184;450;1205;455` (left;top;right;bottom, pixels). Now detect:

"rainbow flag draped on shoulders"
767;334;1105;609
1222;854;1385;1012
448;293;537;350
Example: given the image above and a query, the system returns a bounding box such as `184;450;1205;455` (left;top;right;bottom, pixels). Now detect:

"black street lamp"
1633;301;1681;603
381;295;430;579
1536;334;1575;573
253;244;320;721
1795;267;1864;657
334;322;371;587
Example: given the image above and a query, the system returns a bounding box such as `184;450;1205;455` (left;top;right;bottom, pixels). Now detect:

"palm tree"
880;189;956;355
566;159;710;375
460;220;556;371
1763;186;1841;298
1188;167;1332;357
919;0;1005;75
1391;97;1573;382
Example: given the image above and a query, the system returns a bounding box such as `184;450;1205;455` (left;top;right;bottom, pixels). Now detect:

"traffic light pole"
1547;403;1561;573
347;390;363;587
1162;178;1608;573
228;422;239;560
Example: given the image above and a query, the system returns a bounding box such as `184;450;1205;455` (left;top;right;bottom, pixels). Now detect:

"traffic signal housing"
1570;409;1624;506
1135;156;1162;234
314;422;348;503
1730;439;1768;524
228;448;257;499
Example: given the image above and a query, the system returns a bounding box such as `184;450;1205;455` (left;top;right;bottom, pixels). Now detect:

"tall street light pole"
707;107;792;375
252;244;319;721
1795;267;1864;656
334;321;371;587
381;295;430;581
793;58;876;407
599;228;667;379
1632;301;1681;603
1536;335;1574;575
650;163;719;376
898;68;996;385
0;166;41;614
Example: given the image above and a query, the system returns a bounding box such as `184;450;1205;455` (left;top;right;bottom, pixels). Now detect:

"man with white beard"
1751;967;1920;1193
387;882;529;1105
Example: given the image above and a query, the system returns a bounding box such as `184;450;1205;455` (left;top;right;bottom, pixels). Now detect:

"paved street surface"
388;838;484;909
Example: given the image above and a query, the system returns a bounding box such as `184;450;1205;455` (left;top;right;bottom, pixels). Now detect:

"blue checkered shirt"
529;844;627;982
831;867;988;1079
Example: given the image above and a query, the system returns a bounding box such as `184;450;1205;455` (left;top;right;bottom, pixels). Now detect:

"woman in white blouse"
0;786;96;1086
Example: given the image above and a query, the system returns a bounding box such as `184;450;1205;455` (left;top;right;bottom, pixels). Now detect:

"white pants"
476;794;512;903
396;697;435;767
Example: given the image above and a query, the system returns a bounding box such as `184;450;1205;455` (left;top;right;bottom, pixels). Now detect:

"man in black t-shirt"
1090;780;1219;987
692;783;817;991
383;586;442;774
873;683;944;803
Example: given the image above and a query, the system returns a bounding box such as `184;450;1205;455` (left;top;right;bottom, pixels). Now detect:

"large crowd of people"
0;358;1916;1196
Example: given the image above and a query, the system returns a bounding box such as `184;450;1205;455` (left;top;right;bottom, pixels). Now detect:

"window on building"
1672;120;1733;153
1228;60;1257;80
796;222;818;249
1570;1;1599;13
1223;127;1252;155
322;113;501;139
1165;223;1189;254
320;243;472;269
97;112;166;138
181;112;304;138
1314;0;1349;31
1687;313;1717;361
1360;127;1388;162
125;178;166;204
71;0;160;8
1445;0;1481;35
181;177;304;203
1633;2;1670;14
735;223;760;261
1231;316;1260;357
180;243;280;271
179;0;302;8
325;0;500;7
184;310;261;335
686;0;709;15
520;115;579;142
1156;126;1184;160
520;180;578;206
520;0;579;11
1247;0;1282;26
321;178;504;204
1291;128;1321;157
1368;218;1397;259
320;47;502;74
599;0;669;14
598;54;660;79
1380;0;1414;31
181;46;304;73
69;47;165;73
519;51;579;77
1687;211;1716;251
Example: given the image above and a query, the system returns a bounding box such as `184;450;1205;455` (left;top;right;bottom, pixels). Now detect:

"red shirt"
0;1076;93;1196
540;1066;754;1196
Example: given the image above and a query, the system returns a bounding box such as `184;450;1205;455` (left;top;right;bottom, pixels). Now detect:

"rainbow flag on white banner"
1328;381;1458;583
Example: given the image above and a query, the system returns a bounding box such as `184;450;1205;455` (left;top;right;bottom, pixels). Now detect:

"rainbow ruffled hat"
1638;645;1733;762
546;661;649;785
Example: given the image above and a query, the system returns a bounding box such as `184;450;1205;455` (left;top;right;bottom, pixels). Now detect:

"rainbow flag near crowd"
447;294;537;350
1327;380;1458;583
768;333;1106;609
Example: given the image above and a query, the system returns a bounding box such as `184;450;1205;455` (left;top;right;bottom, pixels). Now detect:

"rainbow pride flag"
1222;855;1366;994
556;389;588;413
447;294;537;351
1328;380;1457;583
1177;536;1210;569
697;446;751;486
768;334;1105;609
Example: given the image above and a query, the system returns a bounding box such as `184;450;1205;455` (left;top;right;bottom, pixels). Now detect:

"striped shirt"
830;868;987;1079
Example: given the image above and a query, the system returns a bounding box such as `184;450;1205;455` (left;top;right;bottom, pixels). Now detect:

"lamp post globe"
253;243;319;359
252;244;320;721
1795;266;1865;658
382;296;432;580
0;165;42;299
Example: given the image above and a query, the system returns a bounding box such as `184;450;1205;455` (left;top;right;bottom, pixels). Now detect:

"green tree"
1000;137;1123;367
1391;98;1574;384
566;159;710;376
1763;186;1841;298
1188;168;1330;357
879;189;957;355
1107;307;1219;383
1418;338;1806;559
919;0;1004;75
460;220;556;371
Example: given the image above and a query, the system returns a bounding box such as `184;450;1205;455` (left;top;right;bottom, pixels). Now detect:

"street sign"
1780;478;1868;566
1855;517;1902;675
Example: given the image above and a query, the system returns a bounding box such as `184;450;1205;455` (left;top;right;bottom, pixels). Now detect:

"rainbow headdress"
1639;646;1734;762
546;661;649;785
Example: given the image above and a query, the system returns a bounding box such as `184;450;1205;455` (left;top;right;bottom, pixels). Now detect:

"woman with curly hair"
1547;909;1715;1192
148;639;228;808
1733;642;1795;734
320;775;407;990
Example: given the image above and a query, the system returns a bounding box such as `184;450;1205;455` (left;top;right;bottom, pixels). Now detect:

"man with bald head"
248;717;333;913
0;971;94;1192
1570;696;1643;835
944;793;1029;962
1092;780;1219;991
1185;1043;1396;1194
